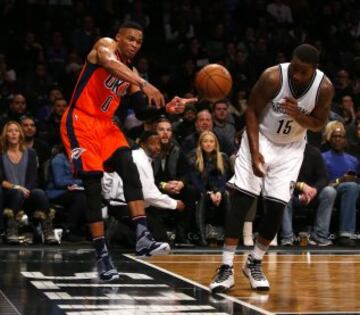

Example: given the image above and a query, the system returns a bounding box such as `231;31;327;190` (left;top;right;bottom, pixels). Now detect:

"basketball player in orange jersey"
60;21;197;282
210;44;334;292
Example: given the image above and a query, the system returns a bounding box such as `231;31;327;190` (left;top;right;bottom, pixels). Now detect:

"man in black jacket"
153;117;196;246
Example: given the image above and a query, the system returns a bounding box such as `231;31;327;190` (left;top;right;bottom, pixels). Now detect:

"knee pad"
257;198;286;241
108;148;143;202
225;191;257;239
81;175;103;224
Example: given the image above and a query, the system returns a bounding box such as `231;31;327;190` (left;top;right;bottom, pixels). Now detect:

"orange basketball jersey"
69;60;131;118
61;56;132;175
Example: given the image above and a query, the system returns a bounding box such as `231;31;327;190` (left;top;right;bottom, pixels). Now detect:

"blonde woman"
0;121;57;244
188;131;231;246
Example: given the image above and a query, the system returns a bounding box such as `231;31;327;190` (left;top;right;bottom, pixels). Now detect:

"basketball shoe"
209;264;234;293
135;230;170;257
242;254;270;290
97;255;119;282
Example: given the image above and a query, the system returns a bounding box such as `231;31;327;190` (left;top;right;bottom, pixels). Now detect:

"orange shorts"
60;108;129;176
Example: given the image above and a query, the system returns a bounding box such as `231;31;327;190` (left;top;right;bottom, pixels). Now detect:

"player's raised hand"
282;96;301;118
141;81;165;108
166;96;198;114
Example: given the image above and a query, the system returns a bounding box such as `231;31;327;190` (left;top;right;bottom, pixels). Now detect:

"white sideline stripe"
45;291;194;301
58;283;168;287
22;271;152;280
55;283;169;288
31;281;168;289
0;288;22;315
124;254;274;315
60;305;214;310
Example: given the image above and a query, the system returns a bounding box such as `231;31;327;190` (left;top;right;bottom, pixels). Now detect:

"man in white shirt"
102;131;185;245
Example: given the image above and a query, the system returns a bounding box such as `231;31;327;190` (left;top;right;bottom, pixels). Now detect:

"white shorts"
229;132;306;204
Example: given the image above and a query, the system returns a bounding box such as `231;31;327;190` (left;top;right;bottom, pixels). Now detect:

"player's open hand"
142;82;165;108
282;96;301;118
166;96;198;114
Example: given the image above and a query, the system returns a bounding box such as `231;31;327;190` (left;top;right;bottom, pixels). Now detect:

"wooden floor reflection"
146;252;360;314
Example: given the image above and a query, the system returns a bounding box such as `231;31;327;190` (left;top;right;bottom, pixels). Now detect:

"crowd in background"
1;0;360;247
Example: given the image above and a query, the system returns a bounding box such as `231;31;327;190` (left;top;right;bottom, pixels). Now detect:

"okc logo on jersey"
104;75;130;96
71;147;86;160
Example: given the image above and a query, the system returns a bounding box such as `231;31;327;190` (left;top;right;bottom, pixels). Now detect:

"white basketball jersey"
259;63;324;144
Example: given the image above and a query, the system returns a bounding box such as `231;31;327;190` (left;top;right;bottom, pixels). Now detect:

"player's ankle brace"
257;198;285;241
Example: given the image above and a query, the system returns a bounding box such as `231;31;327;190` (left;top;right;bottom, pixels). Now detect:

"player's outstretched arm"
131;93;197;121
90;38;165;107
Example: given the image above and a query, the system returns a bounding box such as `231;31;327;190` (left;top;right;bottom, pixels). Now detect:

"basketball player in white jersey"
210;44;334;292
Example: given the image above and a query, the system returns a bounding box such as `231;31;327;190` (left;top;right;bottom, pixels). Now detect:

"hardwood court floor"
143;250;360;314
1;246;360;314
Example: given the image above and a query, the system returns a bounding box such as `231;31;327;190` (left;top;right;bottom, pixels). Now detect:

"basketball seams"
208;75;227;96
195;64;232;101
203;69;230;96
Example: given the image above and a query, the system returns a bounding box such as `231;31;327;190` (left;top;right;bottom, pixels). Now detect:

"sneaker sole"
242;268;270;291
308;239;332;247
149;243;171;256
136;243;171;257
210;284;234;294
99;273;120;282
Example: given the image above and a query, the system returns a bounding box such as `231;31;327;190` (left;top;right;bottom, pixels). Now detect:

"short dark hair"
184;104;197;114
154;115;171;125
139;130;159;144
292;44;319;66
119;21;143;33
213;99;229;108
19;115;37;126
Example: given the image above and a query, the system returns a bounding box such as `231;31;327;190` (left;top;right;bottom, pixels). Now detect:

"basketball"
195;64;233;102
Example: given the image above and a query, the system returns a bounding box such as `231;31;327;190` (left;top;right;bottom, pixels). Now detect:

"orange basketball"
195;64;233;102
